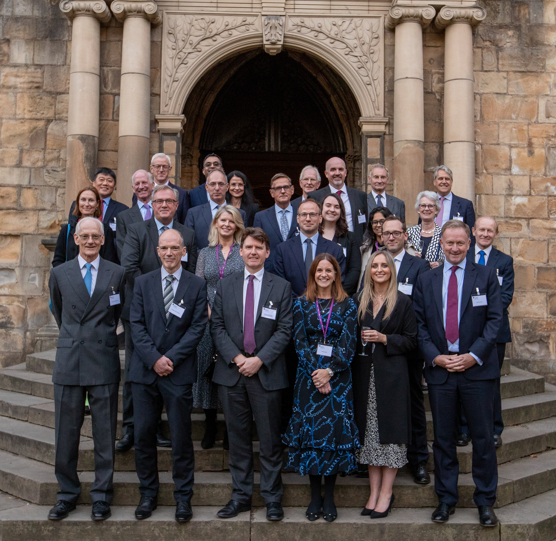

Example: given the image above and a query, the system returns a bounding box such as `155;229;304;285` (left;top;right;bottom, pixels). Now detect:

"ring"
316;383;320;387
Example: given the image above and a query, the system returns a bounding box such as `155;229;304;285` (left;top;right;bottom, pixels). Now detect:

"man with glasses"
291;165;321;213
253;173;298;272
189;153;224;207
366;164;406;221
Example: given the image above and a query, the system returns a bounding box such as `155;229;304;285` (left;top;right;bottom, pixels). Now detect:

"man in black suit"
366;164;406;222
413;220;502;527
291;165;322;212
433;165;475;228
129;228;208;523
211;227;293;521
382;216;430;485
253;173;298;272
48;217;125;522
189;153;223;207
309;157;368;245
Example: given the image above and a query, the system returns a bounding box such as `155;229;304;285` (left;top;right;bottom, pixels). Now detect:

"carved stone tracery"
59;0;111;23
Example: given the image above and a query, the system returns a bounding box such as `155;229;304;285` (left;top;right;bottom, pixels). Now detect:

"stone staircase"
0;350;555;540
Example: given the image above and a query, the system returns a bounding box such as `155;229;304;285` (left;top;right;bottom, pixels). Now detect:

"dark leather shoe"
91;501;111;521
494;434;503;448
412;462;431;485
135;495;157;520
48;500;76;521
175;501;193;523
456;433;471;447
217;500;251;519
115;433;133;453
266;502;284;521
156;433;171;448
478;506;498;527
431;503;455;523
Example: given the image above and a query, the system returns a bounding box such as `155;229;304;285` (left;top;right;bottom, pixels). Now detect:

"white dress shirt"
439;192;453;225
393;249;405;276
475;244;493;265
78;254;100;294
154;217;174;235
209;198;222;218
331;184;353;231
161;265;182;298
372;190;387;209
243;267;265;330
274;203;293;232
138;200;152;220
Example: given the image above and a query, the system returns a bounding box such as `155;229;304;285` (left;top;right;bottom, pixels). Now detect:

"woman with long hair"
226;170;260;227
359;206;393;288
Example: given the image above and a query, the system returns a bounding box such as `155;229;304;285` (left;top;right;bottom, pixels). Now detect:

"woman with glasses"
359;206;393;288
226;171;259;227
407;191;445;269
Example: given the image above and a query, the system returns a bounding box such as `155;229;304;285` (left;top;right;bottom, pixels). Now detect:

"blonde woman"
352;251;418;519
194;205;245;449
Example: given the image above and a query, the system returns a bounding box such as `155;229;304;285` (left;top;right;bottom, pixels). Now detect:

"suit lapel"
398;255;411;282
256;273;273;322
433;266;444;323
268;207;284;240
370;303;386;331
487;248;499;269
288;209;298;238
234;272;245;328
450;195;461;220
131;204;143;222
293;236;307;277
203;204;213;230
461;261;477;317
104;200;116;224
65;258;90;306
146;219;162;267
83;258;113;318
153;271;167;322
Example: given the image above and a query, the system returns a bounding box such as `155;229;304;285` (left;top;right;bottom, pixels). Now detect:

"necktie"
376;194;383;207
84;263;92;296
279;209;289;241
446;266;459;344
144;205;152;220
435;196;445;227
163;275;175;318
337;190;344;196
160;225;169;235
305;238;313;276
102;200;106;218
243;275;256;354
478;250;486;265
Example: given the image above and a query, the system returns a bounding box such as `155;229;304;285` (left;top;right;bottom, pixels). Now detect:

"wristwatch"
326;367;334;378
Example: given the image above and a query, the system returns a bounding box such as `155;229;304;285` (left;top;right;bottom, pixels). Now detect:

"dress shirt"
101;197;111;219
154;217;174;235
242;267;265;331
332;183;353;232
299;231;319;259
78;254;100;294
274;203;293;231
161;265;182;298
138;201;152;220
439;192;453;225
475;244;493;265
393;249;405;276
372;190;387;208
209;198;223;218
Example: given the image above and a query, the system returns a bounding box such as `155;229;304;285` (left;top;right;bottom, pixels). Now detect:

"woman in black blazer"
352;250;417;519
320;193;361;295
226;170;259;227
52;186;118;267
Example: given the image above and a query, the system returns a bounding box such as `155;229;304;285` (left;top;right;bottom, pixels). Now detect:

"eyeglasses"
371;219;386;226
204;161;221;168
207;182;227;189
382;231;403;238
78;234;102;241
419;204;436;210
270;185;292;192
152;199;177;205
298;212;320;219
152;164;170;170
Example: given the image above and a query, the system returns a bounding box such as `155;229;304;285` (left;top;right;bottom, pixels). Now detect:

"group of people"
48;153;515;530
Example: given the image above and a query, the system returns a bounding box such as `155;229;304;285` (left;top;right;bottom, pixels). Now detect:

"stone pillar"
436;6;486;203
60;1;111;214
386;5;435;224
359;117;389;193
112;1;161;205
155;114;186;185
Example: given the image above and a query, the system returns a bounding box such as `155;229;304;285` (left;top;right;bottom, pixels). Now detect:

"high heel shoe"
370;494;395;519
360;507;374;516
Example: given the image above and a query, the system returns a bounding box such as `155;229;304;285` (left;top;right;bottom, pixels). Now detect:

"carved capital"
435;6;487;30
111;1;162;26
359;117;388;136
263;15;284;55
386;5;436;30
59;0;111;24
156;114;186;135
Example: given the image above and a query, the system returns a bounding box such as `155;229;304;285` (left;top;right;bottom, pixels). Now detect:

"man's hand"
434;354;477;372
233;354;247;368
238;356;263;377
153;355;174;376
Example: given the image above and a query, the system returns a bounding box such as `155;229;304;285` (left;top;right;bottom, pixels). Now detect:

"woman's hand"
430;261;440;269
414;252;422;258
318;382;332;395
362;329;387;344
312;369;331;389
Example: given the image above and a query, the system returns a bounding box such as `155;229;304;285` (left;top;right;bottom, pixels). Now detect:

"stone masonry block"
511;147;546;175
0;210;37;234
0;149;20;167
499;48;546;72
482;48;497;71
492;175;530;195
475;123;498;144
537;266;556;289
547;147;556;176
530;124;556;145
43;66;69;93
0;92;16;117
33;41;66;65
509;291;547;318
46;121;66;150
38;211;62;234
1;67;43;90
0;296;25;328
505;195;547;218
20;187;57;210
508;72;552;95
475;173;493;194
1;120;45;149
540;97;556;123
499;123;528;145
530;219;556;237
0;236;21;264
477;194;504;216
550;197;556;218
531;177;556;196
511;239;548;264
482;95;538;122
21;150;45;168
483;145;510;173
98;121;118;151
16;93;55;119
514;265;536;290
9;39;33;64
0;167;30;185
55;95;68;121
0;187;18;208
474;72;508;94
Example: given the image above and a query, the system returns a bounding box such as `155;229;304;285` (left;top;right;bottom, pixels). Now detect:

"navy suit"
413;260;502;507
133;182;190;224
447;194;475;228
253;206;298;273
189;183;208;207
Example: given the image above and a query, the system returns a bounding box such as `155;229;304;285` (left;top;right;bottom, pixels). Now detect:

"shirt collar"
440;191;452;201
78;254;100;270
102;196;111;206
331;183;346;193
138;200;151;209
244;267;265;281
299;231;319;245
476;244;493;257
393;248;406;262
209;197;223;210
154;217;173;231
444;257;467;274
161;265;183;282
372;190;385;200
275;203;292;214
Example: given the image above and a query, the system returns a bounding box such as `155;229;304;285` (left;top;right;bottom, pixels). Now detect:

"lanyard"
315;298;334;344
216;244;233;280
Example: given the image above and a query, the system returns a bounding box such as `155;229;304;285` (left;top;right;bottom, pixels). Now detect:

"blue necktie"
478;250;486;266
280;210;289;241
84;263;92;296
376;194;383;207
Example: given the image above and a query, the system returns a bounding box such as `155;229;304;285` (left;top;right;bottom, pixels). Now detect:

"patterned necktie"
280;209;289;241
305;238;313;276
163;275;175;318
160;225;169;235
144;205;152;220
243;275;256;354
446;266;459;344
478;250;486;265
84;263;92;296
435;196;445;227
376;194;383;207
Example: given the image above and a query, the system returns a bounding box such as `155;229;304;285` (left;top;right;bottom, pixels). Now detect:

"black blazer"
397;252;430;298
68;198;129;227
334;231;361;295
133;182;190;224
189;183;208;207
413;261;503;384
115;204;144;260
129;268;208;385
352;294;417;445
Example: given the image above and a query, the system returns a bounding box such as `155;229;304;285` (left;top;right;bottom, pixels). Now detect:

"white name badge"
317;343;333;357
109;294;121;306
262;307;277;320
110;222;117;231
398;283;413;295
181;253;188;262
358;214;367;224
472;295;488;307
498;276;503;286
342;248;347;257
168;303;185;318
452;215;464;222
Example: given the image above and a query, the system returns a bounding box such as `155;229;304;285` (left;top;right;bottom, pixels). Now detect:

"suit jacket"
133;182;190;224
189;183;208;207
115;204;144;260
49;257;125;386
185;202;247;250
447;194;475;228
211;271;293;391
367;192;406;222
129;268;208;385
310;185;368;245
240;201;259;227
273;234;346;298
253;205;299;273
413;261;503;384
466;247;514;343
397;252;430;298
291;196;303;214
334;232;361;295
68;198;129;227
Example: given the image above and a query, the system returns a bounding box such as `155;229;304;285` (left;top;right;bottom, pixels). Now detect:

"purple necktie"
435;196;445;227
144;205;152;220
243;275;256;355
446;266;459;344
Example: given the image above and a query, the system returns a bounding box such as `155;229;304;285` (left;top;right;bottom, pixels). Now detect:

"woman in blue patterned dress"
283;253;359;523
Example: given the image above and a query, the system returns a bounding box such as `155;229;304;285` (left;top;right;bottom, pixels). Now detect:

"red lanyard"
315;298;334;344
216;244;233;280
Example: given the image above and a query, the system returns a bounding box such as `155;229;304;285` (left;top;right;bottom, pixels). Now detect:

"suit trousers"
132;379;194;502
219;373;284;505
406;353;429;467
54;383;119;504
122;318;134;437
429;373;497;507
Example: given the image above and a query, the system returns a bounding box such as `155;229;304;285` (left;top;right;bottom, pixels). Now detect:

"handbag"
203;350;218;379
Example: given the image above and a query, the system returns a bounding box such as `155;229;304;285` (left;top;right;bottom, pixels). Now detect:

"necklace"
421;226;435;234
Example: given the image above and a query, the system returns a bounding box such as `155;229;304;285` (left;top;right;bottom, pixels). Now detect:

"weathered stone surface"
9;39;33;65
0;149;20;167
1;120;45;149
483;48;497;71
499;123;528;144
45;121;66;150
43;66;69;94
475;71;508;93
0;188;18;208
37;211;62;235
477;194;504;216
514;265;536;290
0;237;21;264
33;41;65;66
540;97;556;122
530;219;556;238
0;93;16;117
508;72;552;95
19;187;56;211
21;150;44;168
511;148;546;175
0;167;30;186
475;123;498;144
493;175;530;195
499;48;546;72
1;67;43;90
476;173;493;194
482;95;538;122
537;267;556;289
530;124;556;145
511;239;548;264
43;167;65;187
483;145;510;173
0;211;37;234
510;292;548;318
98;121;118;151
16;93;55;120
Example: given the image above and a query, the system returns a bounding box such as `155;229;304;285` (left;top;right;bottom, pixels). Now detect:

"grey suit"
211;271;293;504
367;192;406;222
49;257;125;504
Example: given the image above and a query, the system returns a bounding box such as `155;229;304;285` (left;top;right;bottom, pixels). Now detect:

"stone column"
155;114;186;185
60;1;111;214
359;117;389;193
436;6;486;203
386;5;435;224
112;1;161;205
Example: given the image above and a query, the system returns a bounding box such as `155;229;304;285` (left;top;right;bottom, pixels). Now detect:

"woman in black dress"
226;170;260;227
359;207;393;289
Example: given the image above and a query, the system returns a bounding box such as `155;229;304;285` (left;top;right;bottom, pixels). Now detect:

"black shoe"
431;502;455;523
305;497;322;521
478;505;498;527
84;405;91;416
456;433;471;447
48;500;76;521
91;501;111;521
175;501;193;523
115;433;133;453
494;434;503;448
412;461;431;485
135;495;157;520
217;500;251;519
223;429;229;451
361;507;373;516
266;502;284;521
156;433;171;448
370;493;395;519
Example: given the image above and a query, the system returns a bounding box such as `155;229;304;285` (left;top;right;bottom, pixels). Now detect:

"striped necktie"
163;275;175;318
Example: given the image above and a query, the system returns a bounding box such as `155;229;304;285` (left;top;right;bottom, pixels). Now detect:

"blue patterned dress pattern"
283;296;360;476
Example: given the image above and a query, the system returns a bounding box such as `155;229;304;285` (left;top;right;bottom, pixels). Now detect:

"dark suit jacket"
413;261;503;384
211;271;293;391
240;201;259;228
273;234;346;298
291;196;303;214
253;205;299;273
133;182;190;224
367;193;406;222
447;194;475;228
397;252;430;298
129;268;208;385
115;204;145;260
49;257;125;386
334;232;361;295
189;183;208;207
68;198;129;227
185;202;247;250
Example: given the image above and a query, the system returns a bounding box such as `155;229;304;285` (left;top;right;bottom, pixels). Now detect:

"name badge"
452;215;464;222
498;276;503;286
398;283;413;295
358;214;367;224
262;307;277;320
109;293;121;306
110;222;117;231
317;343;333;357
472;295;488;307
181;253;188;262
168;303;185;318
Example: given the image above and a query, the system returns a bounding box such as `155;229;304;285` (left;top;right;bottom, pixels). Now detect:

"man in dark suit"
433;165;475;228
309;157;368;245
253;173;298;272
48;217;125;522
413;220;502;527
186;169;247;250
382;216;430;485
189;153;223;207
291;165;322;212
129;228;208;523
366;164;406;222
274;199;345;297
211;227;293;521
